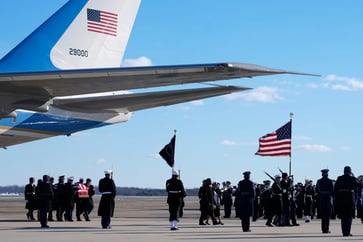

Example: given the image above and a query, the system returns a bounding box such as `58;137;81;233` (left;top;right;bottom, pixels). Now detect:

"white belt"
101;192;112;195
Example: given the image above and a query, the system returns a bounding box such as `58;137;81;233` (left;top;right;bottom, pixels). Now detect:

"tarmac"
0;196;362;242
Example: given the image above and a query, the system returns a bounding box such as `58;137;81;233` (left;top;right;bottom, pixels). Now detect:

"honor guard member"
24;177;36;221
316;169;334;233
304;179;314;223
85;178;95;221
260;180;272;223
268;175;283;226
166;170;186;230
98;170;116;229
280;173;291;226
236;171;255;232
35;175;54;228
76;178;89;221
334;166;359;236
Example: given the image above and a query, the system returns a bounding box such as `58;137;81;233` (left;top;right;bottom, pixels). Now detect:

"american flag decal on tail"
87;8;118;37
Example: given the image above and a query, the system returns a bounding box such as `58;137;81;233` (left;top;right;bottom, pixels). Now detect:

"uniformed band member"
35;175;54;228
334;166;359;236
98;170;116;229
304;179;314;222
166;170;186;230
24;177;36;221
236;171;255;232
315;169;334;233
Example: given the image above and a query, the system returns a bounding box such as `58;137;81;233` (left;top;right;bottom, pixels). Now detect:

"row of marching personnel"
24;175;95;227
24;170;116;229
198;166;362;237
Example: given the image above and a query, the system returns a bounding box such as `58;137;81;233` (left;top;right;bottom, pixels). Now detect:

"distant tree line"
0;186;199;196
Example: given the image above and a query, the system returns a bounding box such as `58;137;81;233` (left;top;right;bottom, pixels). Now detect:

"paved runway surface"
1;196;362;241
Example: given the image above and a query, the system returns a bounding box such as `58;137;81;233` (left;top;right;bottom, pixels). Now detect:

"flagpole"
173;129;177;171
289;112;293;176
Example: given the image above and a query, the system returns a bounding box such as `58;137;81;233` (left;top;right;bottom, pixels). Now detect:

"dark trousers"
241;216;250;231
224;199;232;218
321;215;330;233
39;208;48;227
101;215;111;228
340;215;352;236
65;208;73;221
168;202;180;221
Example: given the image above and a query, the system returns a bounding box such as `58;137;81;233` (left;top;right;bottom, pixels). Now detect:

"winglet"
227;63;320;77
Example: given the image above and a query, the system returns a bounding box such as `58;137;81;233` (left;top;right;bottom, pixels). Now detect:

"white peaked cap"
172;170;179;176
104;170;113;175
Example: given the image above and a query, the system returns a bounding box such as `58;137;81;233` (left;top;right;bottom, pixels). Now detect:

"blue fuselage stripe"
0;111;107;135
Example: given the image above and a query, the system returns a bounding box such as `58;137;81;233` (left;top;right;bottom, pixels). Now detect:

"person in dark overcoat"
316;169;334;233
85;178;95;221
334;166;359;236
236;171;255;232
35;175;54;228
54;175;65;221
63;177;75;221
166;170;186;230
221;181;233;218
24;177;37;221
98;170;116;229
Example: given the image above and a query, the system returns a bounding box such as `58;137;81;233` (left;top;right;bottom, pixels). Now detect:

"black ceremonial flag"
159;134;176;168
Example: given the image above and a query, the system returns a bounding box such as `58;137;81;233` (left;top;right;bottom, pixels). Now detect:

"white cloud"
295;144;332;152
225;86;283;103
220;140;237;145
294;136;312;141
190;100;204;106
95;158;107;164
319;74;363;91
122;56;153;67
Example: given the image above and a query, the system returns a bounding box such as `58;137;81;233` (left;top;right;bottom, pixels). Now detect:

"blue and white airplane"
0;0;315;148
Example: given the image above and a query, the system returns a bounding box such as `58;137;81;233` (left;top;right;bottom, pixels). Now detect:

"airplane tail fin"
0;0;141;73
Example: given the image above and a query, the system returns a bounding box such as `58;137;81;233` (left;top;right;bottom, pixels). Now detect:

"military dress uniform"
316;169;334;233
268;175;283;226
334;166;359;236
166;170;186;230
98;170;116;229
236;171;255;232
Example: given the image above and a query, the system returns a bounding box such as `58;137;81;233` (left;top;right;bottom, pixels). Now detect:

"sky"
1;1;363;189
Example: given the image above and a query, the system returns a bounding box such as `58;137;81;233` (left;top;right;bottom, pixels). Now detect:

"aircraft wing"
52;85;251;113
0;62;316;117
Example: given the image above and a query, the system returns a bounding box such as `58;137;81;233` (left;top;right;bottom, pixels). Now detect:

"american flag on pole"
255;120;291;156
87;8;118;37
